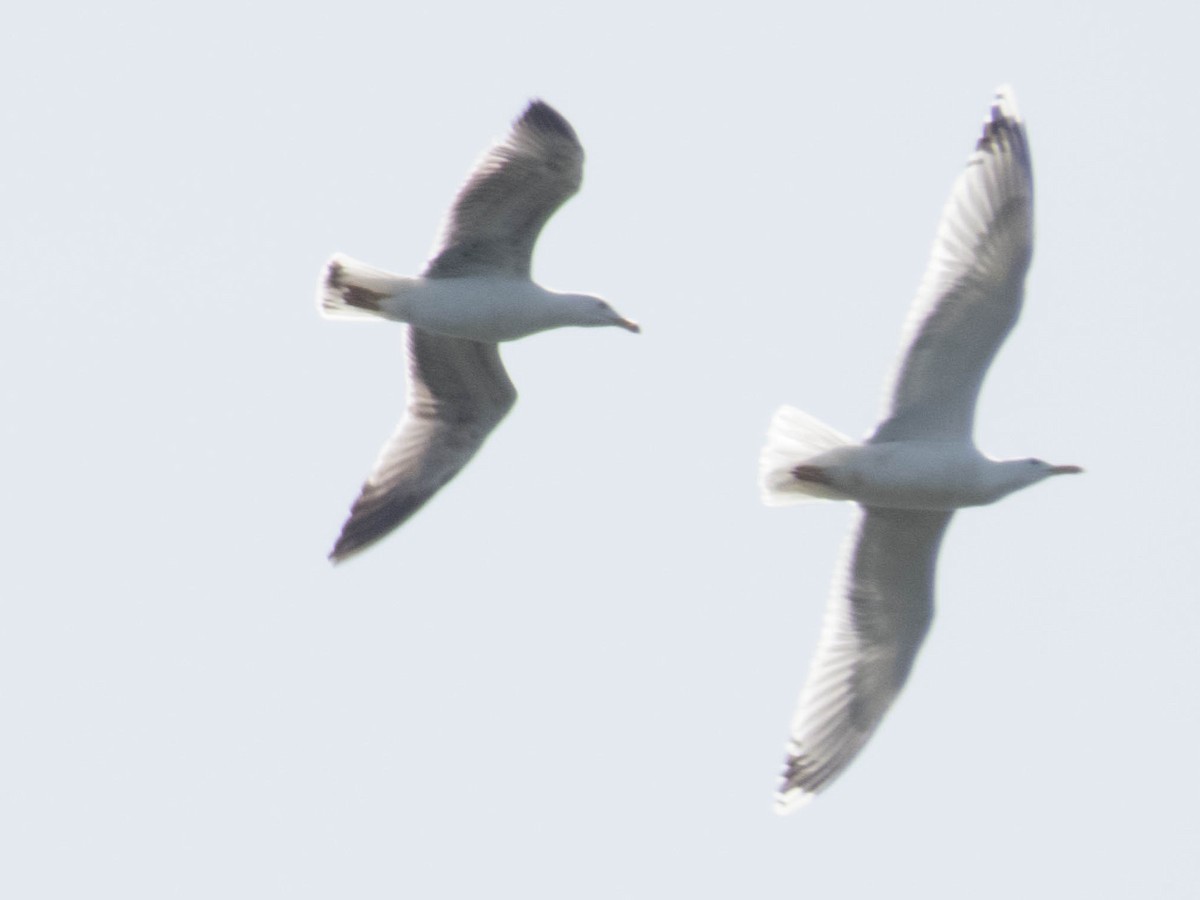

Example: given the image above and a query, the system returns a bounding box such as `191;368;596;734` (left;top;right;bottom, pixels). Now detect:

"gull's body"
787;440;1065;510
759;87;1081;810
319;101;638;563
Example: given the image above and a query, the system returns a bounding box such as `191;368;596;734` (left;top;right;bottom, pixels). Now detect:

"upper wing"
776;506;953;811
328;329;517;562
870;87;1033;444
423;100;584;279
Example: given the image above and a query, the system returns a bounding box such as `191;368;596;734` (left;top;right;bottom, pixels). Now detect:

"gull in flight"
320;101;639;563
759;87;1082;810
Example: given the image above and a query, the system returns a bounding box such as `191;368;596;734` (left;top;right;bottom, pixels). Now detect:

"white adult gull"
759;87;1082;810
319;100;639;563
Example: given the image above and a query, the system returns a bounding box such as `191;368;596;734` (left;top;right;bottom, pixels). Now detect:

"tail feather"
759;406;854;506
318;253;408;320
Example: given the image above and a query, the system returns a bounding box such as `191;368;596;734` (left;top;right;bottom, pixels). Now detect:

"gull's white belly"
380;277;560;342
813;442;1003;510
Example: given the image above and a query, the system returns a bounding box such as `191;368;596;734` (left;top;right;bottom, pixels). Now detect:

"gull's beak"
617;317;641;334
1049;464;1084;475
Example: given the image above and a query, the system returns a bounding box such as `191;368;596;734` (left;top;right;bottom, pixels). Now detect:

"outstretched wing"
776;507;953;811
871;87;1033;444
424;100;584;279
328;329;517;562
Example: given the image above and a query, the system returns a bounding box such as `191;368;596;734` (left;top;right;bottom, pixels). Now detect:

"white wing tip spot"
990;84;1022;125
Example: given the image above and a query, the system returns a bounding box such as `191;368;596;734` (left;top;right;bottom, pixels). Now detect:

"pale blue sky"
3;2;1197;897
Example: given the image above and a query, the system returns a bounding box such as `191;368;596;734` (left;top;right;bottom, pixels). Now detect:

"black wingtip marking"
327;488;438;565
779;750;833;797
328;532;364;565
975;90;1024;156
518;99;579;143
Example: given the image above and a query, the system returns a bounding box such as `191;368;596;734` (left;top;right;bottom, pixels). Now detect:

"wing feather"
776;507;953;810
424;100;584;279
870;87;1033;443
328;329;517;562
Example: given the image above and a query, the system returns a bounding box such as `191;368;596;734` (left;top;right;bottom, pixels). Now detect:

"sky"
3;2;1198;897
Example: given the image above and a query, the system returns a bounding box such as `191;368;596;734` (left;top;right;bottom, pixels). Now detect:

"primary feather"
872;88;1033;444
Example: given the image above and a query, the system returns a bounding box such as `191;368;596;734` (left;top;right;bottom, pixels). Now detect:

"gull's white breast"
380;277;567;342
809;442;1004;510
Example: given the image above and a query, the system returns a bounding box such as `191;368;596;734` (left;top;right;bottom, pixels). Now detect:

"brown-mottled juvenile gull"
319;100;638;563
759;87;1082;810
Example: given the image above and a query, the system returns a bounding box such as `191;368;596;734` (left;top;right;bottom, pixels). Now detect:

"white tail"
759;406;854;506
317;253;410;320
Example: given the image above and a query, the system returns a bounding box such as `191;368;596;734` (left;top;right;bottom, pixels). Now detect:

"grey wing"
328;329;517;563
423;100;584;279
776;507;953;811
870;87;1033;444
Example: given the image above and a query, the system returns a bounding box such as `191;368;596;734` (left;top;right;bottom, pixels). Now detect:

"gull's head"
1013;457;1085;488
987;457;1083;502
563;294;641;333
1029;458;1085;478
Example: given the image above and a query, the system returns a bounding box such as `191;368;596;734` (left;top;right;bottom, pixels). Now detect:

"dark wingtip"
328;519;369;564
975;85;1025;154
517;99;579;143
326;488;433;566
327;540;351;565
328;528;372;565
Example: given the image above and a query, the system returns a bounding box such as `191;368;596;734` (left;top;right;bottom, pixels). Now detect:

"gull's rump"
319;253;416;321
759;406;854;506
